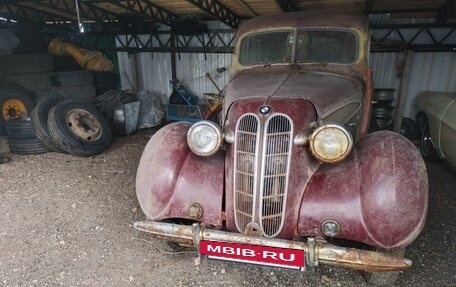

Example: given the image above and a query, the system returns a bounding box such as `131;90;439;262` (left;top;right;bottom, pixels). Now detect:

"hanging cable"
75;0;84;33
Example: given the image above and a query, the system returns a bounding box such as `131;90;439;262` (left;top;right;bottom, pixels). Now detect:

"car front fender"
298;131;428;250
136;122;224;228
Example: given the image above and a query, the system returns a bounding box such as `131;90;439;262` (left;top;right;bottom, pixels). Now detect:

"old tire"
373;89;395;103
420;120;440;162
93;72;118;94
0;85;36;135
372;107;395;119
8;137;50;155
1;73;52;93
0;54;54;74
362;248;405;286
400;117;419;141
53;84;97;102
47;100;111;157
30;95;66;153
53;56;81;72
5;119;34;139
50;71;93;87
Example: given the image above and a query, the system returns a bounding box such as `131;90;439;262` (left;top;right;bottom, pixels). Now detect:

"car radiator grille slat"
234;113;293;237
234;114;260;234
260;115;293;237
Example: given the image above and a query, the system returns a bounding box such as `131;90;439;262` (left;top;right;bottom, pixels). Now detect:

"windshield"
239;30;293;66
239;29;358;66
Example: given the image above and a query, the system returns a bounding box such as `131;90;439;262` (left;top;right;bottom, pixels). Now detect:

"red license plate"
199;240;305;270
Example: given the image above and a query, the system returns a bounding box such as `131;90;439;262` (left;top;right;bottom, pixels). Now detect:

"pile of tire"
0;54;54;93
0;86;111;156
50;70;97;103
93;72;118;95
0;83;49;155
5;119;50;155
31;96;112;157
0;52;118;104
371;89;396;130
51;56;118;101
0;84;36;136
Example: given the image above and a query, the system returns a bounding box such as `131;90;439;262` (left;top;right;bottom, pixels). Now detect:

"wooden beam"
185;0;242;28
233;0;258;17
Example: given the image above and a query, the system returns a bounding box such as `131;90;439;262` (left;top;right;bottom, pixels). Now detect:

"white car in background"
416;91;456;169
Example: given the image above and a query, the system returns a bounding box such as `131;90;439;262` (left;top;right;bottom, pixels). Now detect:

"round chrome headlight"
308;124;353;163
187;121;223;156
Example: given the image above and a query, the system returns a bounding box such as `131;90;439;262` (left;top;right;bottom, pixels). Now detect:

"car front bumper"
134;221;411;272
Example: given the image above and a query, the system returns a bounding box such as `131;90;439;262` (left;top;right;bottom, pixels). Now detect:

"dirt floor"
0;130;455;287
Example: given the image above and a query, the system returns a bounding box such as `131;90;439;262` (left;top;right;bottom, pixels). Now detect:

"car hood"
225;70;363;117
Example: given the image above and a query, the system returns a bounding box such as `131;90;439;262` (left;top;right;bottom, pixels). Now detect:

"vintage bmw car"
134;13;428;286
416;91;456;169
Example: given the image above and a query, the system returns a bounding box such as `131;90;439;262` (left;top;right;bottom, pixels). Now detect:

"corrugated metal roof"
1;0;453;25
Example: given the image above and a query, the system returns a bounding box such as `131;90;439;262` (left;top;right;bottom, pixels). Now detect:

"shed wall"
118;50;456;118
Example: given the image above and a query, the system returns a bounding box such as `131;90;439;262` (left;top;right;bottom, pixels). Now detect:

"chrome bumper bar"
134;221;411;272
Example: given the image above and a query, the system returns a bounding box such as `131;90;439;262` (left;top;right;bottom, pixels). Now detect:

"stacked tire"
0;54;54;93
1;94;111;157
30;95;66;153
0;84;36;136
50;71;97;103
5;120;50;155
371;89;395;130
31;97;112;157
93;72;118;95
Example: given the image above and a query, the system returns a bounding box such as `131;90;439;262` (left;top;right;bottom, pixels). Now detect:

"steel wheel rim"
2;99;27;120
65;108;102;141
421;121;434;156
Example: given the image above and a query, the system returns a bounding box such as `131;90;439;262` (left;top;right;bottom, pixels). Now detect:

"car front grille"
323;102;360;124
234;113;293;237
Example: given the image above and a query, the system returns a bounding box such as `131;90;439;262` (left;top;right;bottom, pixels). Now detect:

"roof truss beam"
0;2;72;24
371;23;456;51
15;0;120;23
185;0;241;28
82;0;178;25
368;8;439;14
40;22;456;53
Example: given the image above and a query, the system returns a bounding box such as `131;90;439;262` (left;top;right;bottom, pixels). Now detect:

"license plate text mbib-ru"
200;240;305;270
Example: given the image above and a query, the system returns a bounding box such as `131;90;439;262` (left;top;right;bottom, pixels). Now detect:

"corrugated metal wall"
116;21;234;103
118;34;456;119
370;52;456;117
117;51;232;103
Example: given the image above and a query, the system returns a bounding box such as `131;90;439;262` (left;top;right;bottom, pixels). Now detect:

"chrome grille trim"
259;114;293;237
233;113;260;234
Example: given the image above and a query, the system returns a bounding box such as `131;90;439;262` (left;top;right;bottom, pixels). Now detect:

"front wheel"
362;248;405;286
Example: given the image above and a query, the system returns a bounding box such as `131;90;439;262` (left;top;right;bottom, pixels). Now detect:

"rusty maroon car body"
135;12;428;275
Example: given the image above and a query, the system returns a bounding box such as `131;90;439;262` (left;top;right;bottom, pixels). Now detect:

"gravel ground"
0;130;455;287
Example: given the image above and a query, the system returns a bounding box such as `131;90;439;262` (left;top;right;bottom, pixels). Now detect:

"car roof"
237;12;368;36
